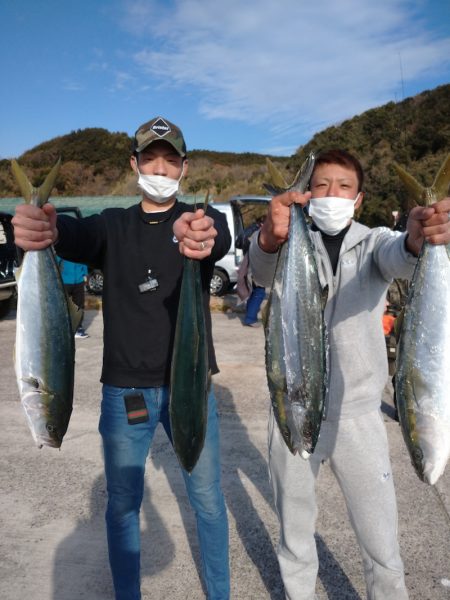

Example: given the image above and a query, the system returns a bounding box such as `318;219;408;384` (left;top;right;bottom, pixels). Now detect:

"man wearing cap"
12;116;231;599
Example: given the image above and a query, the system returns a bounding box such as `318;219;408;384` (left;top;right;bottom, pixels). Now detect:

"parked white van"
210;195;271;296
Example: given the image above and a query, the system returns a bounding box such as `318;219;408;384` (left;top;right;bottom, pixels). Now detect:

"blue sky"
1;0;449;159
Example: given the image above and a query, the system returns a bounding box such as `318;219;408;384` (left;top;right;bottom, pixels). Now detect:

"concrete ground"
1;296;449;600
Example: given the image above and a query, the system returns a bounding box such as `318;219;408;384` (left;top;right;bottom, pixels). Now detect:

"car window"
240;204;268;230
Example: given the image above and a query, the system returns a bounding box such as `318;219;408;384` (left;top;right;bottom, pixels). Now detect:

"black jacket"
55;200;231;387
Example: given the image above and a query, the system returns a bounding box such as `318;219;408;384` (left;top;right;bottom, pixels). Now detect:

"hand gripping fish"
394;155;450;485
264;155;328;457
11;160;81;448
170;195;210;473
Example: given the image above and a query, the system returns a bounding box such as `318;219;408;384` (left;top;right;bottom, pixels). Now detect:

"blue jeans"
99;384;229;600
244;285;266;325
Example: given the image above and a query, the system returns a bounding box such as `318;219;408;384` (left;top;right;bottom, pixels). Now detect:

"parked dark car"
0;212;19;319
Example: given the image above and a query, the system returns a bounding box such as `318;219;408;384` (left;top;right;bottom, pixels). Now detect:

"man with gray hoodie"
249;149;450;600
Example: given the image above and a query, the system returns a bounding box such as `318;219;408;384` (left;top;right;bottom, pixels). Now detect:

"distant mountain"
1;83;449;227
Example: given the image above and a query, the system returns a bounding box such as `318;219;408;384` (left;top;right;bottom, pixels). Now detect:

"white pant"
268;409;409;600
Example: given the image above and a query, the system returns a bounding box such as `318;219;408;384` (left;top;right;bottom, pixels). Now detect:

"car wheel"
86;269;104;295
210;268;230;296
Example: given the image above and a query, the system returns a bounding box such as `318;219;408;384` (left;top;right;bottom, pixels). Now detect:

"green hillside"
1;83;449;227
293;84;450;226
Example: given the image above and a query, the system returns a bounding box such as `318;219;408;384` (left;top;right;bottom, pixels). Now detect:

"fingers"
275;190;311;208
12;203;57;250
412;198;450;223
408;200;450;246
428;198;450;244
432;197;450;213
180;225;217;253
188;210;216;233
174;208;218;258
423;213;450;244
179;237;216;259
258;191;310;252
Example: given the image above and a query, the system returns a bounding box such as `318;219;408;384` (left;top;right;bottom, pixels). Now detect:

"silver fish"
394;155;450;485
12;159;81;448
264;155;328;457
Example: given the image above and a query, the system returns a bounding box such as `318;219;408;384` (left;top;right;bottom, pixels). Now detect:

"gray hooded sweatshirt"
249;221;418;421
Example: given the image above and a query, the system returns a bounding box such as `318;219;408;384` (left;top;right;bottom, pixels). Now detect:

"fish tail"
11;160;34;203
38;159;61;205
290;153;315;193
265;158;288;192
393;162;425;208
11;158;61;206
432;153;450;200
264;153;315;196
203;190;210;211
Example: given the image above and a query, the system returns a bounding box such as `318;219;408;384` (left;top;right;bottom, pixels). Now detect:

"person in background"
236;216;266;327
249;148;450;600
13;116;231;600
57;256;89;338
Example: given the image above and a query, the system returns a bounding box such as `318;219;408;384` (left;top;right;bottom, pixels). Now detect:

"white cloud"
122;0;450;144
62;79;85;92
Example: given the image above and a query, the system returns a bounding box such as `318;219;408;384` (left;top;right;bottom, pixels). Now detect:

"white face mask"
137;165;184;204
308;194;360;235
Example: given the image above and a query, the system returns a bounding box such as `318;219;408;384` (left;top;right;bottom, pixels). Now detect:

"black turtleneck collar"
311;222;351;275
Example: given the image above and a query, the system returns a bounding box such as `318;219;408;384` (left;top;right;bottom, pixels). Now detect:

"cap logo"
149;117;171;138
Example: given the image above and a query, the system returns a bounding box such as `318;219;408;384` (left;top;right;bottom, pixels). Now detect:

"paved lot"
1;299;449;600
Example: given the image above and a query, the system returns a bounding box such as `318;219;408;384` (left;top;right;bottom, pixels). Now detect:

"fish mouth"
29;422;64;449
34;435;62;450
21;390;68;449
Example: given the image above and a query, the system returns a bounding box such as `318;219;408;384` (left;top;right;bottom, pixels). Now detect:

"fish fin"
266;158;288;190
393;162;424;208
68;297;83;333
431;154;450;200
14;263;23;282
394;308;404;341
11;158;61;207
320;284;329;312
11;160;34;203
289;152;316;193
37;158;61;206
261;298;270;328
22;376;40;389
264;154;316;195
203;190;210;211
282;428;297;455
263;182;286;195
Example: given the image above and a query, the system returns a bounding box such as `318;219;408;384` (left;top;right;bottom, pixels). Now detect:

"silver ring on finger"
200;241;206;250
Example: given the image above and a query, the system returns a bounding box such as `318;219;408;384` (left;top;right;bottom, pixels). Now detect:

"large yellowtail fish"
11;160;81;448
394;155;450;484
170;195;210;472
264;155;328;457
